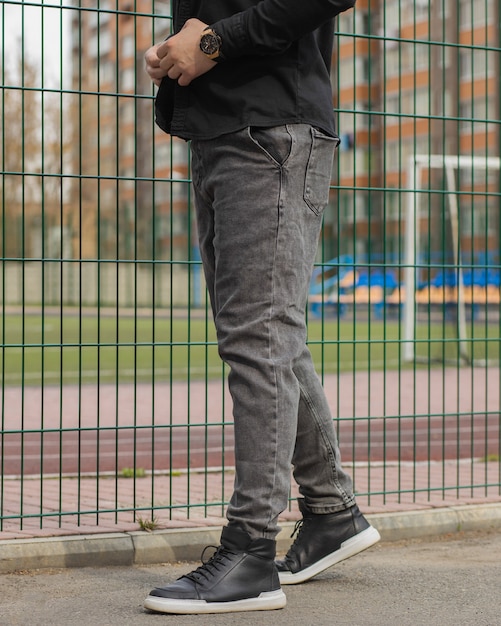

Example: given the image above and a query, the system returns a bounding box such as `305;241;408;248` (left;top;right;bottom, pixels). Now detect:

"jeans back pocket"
303;127;339;215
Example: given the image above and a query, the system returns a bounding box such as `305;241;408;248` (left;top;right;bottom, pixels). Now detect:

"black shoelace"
182;544;237;584
286;517;312;559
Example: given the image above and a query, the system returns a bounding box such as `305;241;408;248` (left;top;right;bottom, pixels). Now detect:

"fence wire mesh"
1;0;500;537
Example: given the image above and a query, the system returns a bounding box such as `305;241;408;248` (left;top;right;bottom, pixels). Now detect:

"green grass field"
0;311;499;386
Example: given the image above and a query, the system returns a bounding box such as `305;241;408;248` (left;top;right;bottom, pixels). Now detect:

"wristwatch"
199;27;223;62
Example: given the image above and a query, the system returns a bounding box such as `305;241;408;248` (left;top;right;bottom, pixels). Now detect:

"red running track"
1;368;500;475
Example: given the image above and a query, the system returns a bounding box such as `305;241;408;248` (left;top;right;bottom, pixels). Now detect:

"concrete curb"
1;503;501;574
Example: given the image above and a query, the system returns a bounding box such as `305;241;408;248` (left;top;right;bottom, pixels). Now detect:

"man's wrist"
199;26;224;62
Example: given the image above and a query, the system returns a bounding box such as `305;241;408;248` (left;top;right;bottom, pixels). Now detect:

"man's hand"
144;19;217;87
144;42;168;87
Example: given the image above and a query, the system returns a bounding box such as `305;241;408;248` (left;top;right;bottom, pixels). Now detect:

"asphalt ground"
1;528;501;626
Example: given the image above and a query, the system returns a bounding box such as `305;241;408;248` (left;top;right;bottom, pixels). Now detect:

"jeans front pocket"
248;125;293;167
303;127;339;215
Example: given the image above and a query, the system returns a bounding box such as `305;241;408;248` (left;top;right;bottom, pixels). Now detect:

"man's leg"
145;124;301;614
292;346;355;510
275;347;380;585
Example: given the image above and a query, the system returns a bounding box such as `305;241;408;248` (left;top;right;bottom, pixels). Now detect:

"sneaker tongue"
220;526;252;552
298;498;312;516
220;526;277;559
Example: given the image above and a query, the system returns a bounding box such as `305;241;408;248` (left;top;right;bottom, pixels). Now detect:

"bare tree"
1;48;73;258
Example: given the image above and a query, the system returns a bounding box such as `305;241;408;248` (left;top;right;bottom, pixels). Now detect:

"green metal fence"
1;1;500;537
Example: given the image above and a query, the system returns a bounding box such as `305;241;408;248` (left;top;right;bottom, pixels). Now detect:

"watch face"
200;32;220;56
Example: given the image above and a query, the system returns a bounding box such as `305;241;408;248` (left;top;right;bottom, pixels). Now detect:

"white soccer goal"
403;154;501;363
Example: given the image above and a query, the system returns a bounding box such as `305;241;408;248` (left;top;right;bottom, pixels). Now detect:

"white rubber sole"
279;525;381;585
144;589;286;614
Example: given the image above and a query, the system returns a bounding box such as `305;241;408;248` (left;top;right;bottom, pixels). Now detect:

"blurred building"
332;0;500;268
68;0;500;266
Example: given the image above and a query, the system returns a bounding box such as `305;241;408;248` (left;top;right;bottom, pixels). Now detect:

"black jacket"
155;0;356;140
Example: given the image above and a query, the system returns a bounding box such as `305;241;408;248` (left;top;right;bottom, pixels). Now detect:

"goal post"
403;154;501;363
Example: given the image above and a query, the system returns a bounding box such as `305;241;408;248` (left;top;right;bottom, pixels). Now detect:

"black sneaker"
144;526;286;614
276;500;380;585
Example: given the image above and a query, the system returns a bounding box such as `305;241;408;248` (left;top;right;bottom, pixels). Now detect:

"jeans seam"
263;166;285;535
297;379;353;505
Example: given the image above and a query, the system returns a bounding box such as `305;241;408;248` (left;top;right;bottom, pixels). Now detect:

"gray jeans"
190;124;355;540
